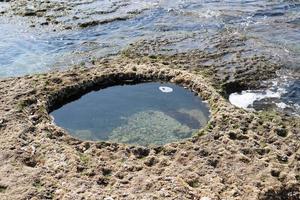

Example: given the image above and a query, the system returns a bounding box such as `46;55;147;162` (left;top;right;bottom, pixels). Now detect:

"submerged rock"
108;110;195;146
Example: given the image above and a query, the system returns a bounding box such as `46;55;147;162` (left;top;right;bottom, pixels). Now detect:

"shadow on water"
163;110;201;130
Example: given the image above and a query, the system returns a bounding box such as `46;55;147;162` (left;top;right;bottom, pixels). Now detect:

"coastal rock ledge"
0;62;299;200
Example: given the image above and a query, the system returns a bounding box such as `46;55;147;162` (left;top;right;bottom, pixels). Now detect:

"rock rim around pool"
41;65;217;147
0;62;299;199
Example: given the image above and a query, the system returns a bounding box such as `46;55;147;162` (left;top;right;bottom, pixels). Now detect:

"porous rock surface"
0;60;299;200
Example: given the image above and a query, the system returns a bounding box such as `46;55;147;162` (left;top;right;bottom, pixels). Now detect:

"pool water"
51;82;210;146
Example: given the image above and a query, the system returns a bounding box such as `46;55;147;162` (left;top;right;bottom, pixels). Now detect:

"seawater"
51;82;210;146
0;0;299;115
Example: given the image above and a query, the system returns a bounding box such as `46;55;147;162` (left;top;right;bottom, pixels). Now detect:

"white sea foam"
229;90;281;109
276;102;288;109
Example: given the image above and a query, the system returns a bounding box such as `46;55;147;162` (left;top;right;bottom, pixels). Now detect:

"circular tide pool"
50;82;210;146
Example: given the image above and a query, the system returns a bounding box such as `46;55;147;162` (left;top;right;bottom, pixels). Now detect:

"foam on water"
229;90;281;110
229;70;300;116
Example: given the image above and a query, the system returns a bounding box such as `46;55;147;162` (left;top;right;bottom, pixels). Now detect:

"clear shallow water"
0;0;299;115
51;82;210;146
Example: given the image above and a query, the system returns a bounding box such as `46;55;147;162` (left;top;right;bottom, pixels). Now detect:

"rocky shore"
0;55;299;199
0;0;300;199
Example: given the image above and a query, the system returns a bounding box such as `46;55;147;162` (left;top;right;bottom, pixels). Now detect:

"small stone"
0;119;5;128
277;154;288;163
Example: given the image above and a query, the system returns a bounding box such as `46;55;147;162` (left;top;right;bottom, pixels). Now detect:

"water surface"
51;82;210;146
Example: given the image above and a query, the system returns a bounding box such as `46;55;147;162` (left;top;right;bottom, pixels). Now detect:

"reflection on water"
51;82;210;146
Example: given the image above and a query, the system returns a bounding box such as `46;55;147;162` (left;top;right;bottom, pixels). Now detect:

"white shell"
159;86;173;93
